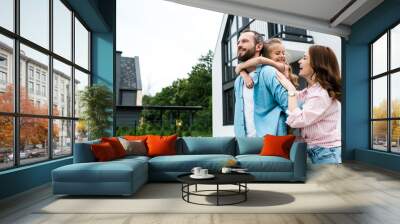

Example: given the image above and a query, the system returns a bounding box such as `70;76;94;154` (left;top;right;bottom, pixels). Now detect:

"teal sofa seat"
52;136;307;196
148;154;235;181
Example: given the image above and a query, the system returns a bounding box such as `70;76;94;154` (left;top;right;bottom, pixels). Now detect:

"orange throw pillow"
260;135;296;159
124;135;148;141
101;137;127;158
146;135;177;157
91;142;117;161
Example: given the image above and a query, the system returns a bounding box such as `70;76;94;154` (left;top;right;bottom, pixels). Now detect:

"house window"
370;23;400;154
0;71;6;85
28;81;34;94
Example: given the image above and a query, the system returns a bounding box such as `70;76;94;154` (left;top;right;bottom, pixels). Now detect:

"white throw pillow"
118;137;147;156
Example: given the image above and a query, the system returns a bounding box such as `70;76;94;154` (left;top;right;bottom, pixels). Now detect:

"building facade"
212;15;341;137
115;52;143;128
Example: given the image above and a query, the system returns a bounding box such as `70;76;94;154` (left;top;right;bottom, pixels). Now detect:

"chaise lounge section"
52;137;307;196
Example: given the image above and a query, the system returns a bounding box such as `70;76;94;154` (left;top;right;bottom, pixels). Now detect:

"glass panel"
20;44;49;115
53;119;72;158
230;17;237;35
75;120;88;143
372;33;387;76
391;72;400;118
0;116;13;170
20;117;49;165
53;0;72;60
74;69;89;118
0;0;14;31
391;24;400;70
230;34;237;60
391;120;400;153
0;34;14;112
372;121;388;151
20;0;49;49
53;59;72;117
372;77;387;119
75;17;89;70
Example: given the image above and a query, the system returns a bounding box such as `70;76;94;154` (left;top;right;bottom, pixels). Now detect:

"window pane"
0;0;14;31
372;121;388;151
53;119;72;158
74;69;89;118
372;77;387;119
372;33;387;76
20;0;49;49
20;44;49;115
53;59;72;117
75;18;89;70
75;120;88;143
391;72;400;118
20;117;49;165
391;120;400;153
0;34;14;112
0;116;13;170
53;0;72;60
391;24;400;70
230;34;237;60
230;17;237;35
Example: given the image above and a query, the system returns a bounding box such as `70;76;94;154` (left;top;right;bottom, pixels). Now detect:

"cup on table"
199;168;208;176
221;167;232;174
191;167;202;176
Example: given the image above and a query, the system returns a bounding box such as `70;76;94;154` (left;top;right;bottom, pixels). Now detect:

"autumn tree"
0;84;59;151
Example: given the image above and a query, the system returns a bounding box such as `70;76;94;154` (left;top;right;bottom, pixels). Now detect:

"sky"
117;0;223;96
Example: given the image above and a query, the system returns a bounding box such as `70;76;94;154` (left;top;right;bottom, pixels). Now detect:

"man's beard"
237;46;256;61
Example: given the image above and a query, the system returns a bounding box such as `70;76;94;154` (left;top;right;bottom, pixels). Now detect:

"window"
371;23;400;153
0;0;91;170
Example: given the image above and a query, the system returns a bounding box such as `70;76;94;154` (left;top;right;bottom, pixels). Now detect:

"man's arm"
261;66;288;111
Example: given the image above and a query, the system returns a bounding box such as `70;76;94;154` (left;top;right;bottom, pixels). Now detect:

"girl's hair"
262;38;299;87
309;45;342;102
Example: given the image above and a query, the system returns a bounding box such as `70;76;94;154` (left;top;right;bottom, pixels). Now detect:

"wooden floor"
1;161;400;224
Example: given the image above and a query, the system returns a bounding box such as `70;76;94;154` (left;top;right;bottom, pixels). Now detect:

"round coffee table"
177;172;255;206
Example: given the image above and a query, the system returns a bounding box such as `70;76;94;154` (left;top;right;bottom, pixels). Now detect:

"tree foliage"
0;84;59;150
79;84;113;140
140;50;213;136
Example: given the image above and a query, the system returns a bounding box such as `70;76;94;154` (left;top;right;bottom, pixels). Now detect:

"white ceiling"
165;0;384;37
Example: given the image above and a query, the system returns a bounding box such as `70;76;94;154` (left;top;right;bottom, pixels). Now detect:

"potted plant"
79;84;113;140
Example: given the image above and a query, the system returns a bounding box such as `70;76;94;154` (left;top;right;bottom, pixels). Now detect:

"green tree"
139;50;213;136
79;84;113;140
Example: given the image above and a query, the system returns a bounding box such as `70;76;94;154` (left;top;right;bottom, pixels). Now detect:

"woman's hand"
276;70;296;92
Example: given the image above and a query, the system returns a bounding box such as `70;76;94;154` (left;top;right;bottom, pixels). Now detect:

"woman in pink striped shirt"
276;45;342;164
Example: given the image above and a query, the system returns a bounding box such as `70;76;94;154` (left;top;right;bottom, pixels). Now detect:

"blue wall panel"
345;0;400;170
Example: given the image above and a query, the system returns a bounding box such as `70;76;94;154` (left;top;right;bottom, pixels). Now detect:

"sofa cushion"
148;154;235;172
74;139;101;163
178;137;236;155
118;138;147;156
91;142;118;161
147;135;177;157
260;135;296;159
101;137;127;158
52;159;147;183
236;137;263;155
236;155;293;172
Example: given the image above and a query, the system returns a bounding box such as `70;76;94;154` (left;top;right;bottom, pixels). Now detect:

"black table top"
177;172;255;185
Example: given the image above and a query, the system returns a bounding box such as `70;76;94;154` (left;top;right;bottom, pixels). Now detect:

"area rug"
37;183;362;214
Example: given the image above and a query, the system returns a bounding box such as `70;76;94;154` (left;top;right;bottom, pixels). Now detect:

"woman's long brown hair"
309;45;342;102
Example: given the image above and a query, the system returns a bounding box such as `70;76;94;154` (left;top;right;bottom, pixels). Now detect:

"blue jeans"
307;146;342;164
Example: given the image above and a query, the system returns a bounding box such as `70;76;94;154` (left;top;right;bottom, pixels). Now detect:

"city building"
115;51;143;128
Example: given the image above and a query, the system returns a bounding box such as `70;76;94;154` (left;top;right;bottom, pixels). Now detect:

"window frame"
370;20;400;154
0;0;92;171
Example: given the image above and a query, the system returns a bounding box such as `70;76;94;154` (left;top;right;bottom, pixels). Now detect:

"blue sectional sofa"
52;137;307;196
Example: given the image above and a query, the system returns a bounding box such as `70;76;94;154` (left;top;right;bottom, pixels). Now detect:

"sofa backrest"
73;139;101;163
177;137;236;155
235;137;263;155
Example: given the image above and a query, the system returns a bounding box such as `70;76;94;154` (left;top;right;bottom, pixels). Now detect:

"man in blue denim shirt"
234;30;288;137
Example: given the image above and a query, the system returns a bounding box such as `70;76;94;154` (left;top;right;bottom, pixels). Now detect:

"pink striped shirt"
286;83;341;148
